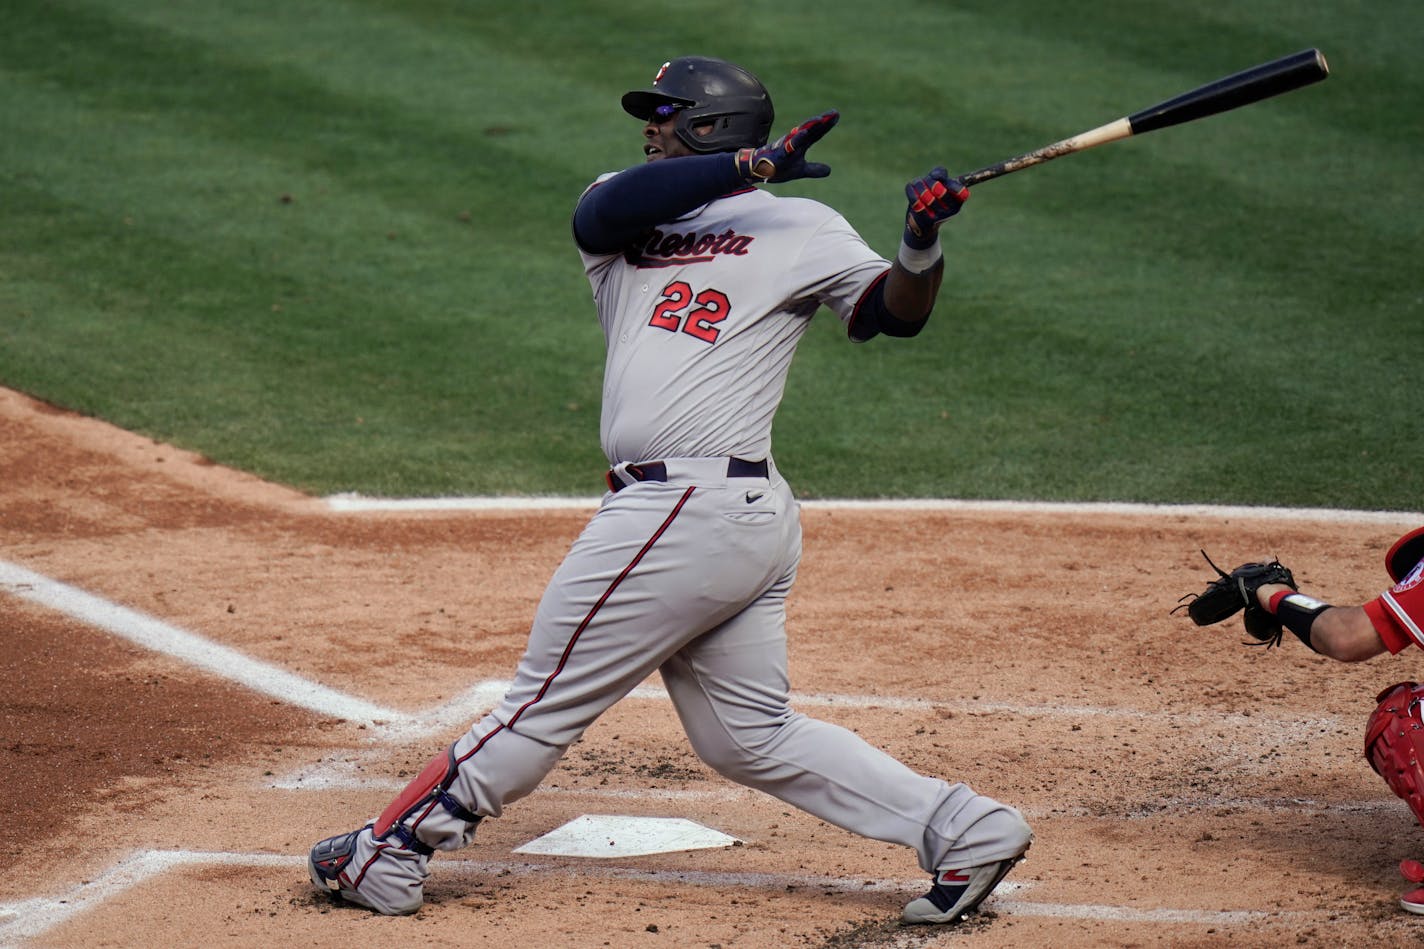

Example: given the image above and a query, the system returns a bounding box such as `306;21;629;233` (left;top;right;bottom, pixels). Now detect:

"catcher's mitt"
1173;550;1298;647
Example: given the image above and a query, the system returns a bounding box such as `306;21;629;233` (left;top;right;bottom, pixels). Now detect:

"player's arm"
1253;582;1389;661
1314;607;1390;660
846;262;943;341
572;155;747;254
574;111;842;254
882;258;945;325
849;168;966;340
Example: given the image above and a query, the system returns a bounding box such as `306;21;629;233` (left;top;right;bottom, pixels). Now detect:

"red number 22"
648;280;730;344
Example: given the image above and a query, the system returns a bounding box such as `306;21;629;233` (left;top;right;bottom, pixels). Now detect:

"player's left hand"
736;111;839;183
904;167;969;248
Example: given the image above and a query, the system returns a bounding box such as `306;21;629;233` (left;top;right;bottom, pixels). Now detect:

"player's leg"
311;482;786;912
434;483;793;817
1365;681;1424;914
660;494;1029;922
311;499;685;911
663;593;1029;864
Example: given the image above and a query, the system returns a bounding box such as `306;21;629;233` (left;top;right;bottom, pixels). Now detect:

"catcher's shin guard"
1365;682;1424;829
375;742;483;851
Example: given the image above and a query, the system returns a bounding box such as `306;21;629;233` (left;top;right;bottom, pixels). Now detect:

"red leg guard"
1365;681;1424;829
372;742;482;846
375;747;452;838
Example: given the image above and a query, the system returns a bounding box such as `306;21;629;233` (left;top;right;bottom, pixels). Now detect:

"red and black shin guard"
373;742;482;852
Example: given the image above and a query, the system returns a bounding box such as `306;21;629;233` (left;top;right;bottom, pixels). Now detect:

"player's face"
641;106;714;162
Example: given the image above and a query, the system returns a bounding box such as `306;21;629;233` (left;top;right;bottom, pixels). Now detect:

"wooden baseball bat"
960;48;1329;186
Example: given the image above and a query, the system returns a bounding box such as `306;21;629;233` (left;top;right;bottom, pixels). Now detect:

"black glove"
1173;550;1298;647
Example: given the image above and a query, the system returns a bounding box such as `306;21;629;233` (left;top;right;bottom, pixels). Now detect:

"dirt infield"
2;385;1422;948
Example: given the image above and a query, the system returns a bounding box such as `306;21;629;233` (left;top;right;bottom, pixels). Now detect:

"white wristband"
896;237;942;274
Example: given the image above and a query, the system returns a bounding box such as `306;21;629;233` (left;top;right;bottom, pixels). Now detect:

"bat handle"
957;118;1134;186
959;166;1001;187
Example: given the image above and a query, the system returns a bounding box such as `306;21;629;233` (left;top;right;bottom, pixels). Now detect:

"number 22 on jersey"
648;280;729;344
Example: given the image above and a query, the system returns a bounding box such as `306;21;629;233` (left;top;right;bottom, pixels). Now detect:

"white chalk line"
0;560;406;725
0;847;1339;946
430;860;1295;928
2;556;1371;818
325;492;1423;525
372;679;1347;745
273;743;1402;822
0;850;295;947
270;766;1400;823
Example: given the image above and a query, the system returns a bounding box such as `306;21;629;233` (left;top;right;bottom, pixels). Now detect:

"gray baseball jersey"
580;178;888;464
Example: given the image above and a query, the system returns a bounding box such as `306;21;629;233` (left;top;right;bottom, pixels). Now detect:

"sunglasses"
651;103;684;123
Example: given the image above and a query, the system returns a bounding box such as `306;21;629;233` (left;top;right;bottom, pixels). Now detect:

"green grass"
1;0;1419;507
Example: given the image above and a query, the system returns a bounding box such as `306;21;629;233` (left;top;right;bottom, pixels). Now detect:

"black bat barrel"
1127;48;1329;135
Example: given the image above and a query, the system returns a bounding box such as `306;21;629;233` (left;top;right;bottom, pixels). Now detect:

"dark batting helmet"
621;56;775;154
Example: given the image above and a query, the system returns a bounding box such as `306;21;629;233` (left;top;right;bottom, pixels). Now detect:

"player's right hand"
904;167;969;248
735;111;839;183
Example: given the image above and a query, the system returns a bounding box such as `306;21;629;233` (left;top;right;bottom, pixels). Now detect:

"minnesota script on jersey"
579;176;890;466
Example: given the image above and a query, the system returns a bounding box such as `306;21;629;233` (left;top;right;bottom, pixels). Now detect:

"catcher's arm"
1251;583;1386;661
1176;551;1391;657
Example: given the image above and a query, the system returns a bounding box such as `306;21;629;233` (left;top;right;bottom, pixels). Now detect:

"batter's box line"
0;557;1356;831
0;560;406;726
267;768;1399;824
0;555;1350;806
0;847;1349;946
0;850;298;947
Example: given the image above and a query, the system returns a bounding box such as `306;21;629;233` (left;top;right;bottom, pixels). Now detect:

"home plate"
513;815;741;858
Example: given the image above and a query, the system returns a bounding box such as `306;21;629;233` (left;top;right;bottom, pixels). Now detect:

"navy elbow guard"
848;276;928;341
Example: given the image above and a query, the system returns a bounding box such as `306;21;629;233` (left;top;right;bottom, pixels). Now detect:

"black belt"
606;457;768;493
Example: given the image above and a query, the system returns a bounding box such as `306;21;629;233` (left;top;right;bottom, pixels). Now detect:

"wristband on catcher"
896;236;943;274
1268;590;1330;651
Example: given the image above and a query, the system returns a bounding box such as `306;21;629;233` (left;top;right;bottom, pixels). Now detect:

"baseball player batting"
308;55;1031;925
1178;525;1424;913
